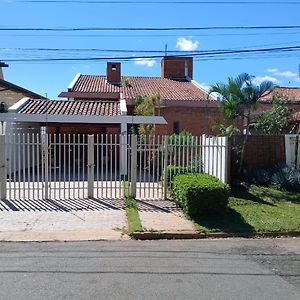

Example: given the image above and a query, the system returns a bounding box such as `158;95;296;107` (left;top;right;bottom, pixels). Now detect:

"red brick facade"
155;106;225;136
231;135;286;172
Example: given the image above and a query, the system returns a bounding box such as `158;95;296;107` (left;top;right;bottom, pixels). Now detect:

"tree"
254;95;292;134
134;94;160;136
209;73;275;174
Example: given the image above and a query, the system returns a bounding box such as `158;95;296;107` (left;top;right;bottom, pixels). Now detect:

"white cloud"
253;75;280;85
134;58;156;67
266;68;278;73
176;37;199;51
267;68;300;82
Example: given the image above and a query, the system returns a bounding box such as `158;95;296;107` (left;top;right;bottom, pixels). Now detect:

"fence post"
43;134;49;200
0;135;6;200
130;135;137;198
87;134;94;199
224;136;229;184
163;135;168;200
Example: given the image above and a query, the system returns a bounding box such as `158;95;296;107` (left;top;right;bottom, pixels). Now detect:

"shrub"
172;173;230;216
166;162;202;189
248;164;300;192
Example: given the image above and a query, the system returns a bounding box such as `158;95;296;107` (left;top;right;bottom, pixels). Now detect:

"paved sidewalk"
136;199;197;232
0;198;129;241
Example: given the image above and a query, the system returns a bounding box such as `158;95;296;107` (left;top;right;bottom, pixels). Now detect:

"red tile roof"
71;75;214;102
261;87;300;102
18;99;120;116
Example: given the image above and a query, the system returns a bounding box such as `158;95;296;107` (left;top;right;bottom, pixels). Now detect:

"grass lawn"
193;185;300;233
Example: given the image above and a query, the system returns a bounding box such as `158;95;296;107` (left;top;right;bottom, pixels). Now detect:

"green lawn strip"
123;181;144;234
192;185;300;233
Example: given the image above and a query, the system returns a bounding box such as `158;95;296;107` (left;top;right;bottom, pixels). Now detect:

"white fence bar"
285;134;300;169
87;134;94;198
130;135;137;198
0;135;6;200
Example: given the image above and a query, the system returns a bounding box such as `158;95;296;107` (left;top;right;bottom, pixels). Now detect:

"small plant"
249;164;300;192
172;173;230;216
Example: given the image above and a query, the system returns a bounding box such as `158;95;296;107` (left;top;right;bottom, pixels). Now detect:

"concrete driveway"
0;198;128;241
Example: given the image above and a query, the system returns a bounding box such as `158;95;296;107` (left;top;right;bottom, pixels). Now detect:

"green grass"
123;181;144;234
193;185;300;233
124;196;144;234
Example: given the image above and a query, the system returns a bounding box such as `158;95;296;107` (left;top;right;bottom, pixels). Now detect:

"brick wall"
155;106;225;136
231;135;286;172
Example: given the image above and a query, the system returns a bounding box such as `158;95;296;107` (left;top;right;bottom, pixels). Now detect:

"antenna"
164;44;168;56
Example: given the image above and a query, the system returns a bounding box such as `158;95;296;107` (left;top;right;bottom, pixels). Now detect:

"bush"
166;165;201;188
172;173;230;216
248;164;300;192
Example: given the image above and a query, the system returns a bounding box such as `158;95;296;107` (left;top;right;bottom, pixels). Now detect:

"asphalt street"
0;238;299;300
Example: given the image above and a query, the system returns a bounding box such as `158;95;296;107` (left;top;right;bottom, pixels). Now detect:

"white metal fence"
0;133;229;201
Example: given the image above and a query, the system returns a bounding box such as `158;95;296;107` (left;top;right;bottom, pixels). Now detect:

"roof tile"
71;75;214;101
18;99;120;116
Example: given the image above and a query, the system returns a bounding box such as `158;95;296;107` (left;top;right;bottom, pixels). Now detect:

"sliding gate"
3;134;123;201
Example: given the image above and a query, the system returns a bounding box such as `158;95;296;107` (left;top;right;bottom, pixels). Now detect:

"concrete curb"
131;231;300;240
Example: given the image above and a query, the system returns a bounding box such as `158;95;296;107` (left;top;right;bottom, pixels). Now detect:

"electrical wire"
1;25;300;32
2;45;300;62
10;0;300;5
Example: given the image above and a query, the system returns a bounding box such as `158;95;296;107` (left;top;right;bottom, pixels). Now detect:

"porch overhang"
0;113;167;125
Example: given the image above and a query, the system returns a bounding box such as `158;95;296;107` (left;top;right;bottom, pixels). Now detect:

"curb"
131;231;300;240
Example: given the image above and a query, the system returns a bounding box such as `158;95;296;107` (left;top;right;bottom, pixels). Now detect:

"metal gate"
0;133;228;201
3;133;124;201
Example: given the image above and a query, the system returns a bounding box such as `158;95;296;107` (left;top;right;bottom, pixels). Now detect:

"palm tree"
210;73;275;175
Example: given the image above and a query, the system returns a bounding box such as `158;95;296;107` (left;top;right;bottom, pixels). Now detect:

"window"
111;64;117;71
173;121;180;134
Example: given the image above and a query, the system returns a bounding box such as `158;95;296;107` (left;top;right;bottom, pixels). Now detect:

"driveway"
0;198;128;241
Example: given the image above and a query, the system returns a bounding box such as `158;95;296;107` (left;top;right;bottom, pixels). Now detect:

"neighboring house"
0;62;46;133
0;64;46;108
259;86;300;132
58;56;223;136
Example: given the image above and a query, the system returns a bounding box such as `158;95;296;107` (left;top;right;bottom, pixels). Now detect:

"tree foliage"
209;73;275;175
254;95;291;134
134;94;160;136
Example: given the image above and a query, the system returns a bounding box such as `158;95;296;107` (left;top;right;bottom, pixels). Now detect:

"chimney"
161;56;193;80
107;62;121;84
0;62;8;80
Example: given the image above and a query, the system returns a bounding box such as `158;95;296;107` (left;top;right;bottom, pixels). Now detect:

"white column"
130;135;137;198
0;135;6;200
87;134;95;198
120;121;128;177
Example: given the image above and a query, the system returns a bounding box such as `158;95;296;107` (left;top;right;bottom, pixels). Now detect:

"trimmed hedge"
166;164;202;188
172;173;230;216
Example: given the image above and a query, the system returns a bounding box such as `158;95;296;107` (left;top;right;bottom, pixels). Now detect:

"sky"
1;0;300;99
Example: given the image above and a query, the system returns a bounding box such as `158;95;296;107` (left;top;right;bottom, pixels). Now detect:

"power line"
2;40;300;53
11;1;300;5
3;45;300;62
1;25;300;32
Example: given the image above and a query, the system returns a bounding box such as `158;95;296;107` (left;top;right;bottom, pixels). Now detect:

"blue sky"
1;0;300;99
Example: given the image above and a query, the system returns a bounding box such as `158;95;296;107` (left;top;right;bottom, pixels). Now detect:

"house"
58;56;223;136
259;86;300;132
0;62;46;133
0;62;46;108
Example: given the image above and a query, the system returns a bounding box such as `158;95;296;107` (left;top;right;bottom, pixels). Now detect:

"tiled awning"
18;99;120;116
